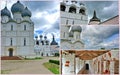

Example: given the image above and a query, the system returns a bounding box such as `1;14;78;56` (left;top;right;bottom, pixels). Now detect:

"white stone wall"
92;50;119;74
62;53;75;74
61;11;88;25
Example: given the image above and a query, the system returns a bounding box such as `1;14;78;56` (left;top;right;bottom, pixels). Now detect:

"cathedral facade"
1;1;34;57
1;1;59;57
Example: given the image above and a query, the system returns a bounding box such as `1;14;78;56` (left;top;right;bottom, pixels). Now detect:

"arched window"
11;25;13;31
24;38;26;46
69;6;76;13
24;25;26;30
79;9;85;15
61;5;66;11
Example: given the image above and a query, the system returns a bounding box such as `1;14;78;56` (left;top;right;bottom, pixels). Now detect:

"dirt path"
1;57;59;74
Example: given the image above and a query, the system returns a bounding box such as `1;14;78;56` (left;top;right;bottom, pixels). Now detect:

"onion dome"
45;40;49;45
35;36;38;39
11;1;24;13
39;35;43;38
1;7;11;17
44;35;47;40
50;34;58;45
22;7;31;17
90;10;100;22
71;26;82;32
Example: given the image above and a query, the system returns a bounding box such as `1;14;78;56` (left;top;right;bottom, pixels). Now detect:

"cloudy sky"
61;0;118;22
83;1;118;22
81;25;119;49
1;0;60;44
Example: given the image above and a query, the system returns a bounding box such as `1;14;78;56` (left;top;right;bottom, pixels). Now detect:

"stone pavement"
1;57;59;74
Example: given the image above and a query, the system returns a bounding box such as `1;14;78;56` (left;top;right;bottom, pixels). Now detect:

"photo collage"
1;0;119;74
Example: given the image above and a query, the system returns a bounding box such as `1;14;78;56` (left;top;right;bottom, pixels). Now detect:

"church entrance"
8;48;13;57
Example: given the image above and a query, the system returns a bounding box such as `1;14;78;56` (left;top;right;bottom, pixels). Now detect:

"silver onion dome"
1;7;11;17
11;1;24;13
22;7;31;17
71;26;82;32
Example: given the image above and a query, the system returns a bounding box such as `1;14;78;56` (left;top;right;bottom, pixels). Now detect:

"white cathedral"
1;1;59;57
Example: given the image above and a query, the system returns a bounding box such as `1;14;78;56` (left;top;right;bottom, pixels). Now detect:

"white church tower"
1;1;34;57
60;0;88;25
60;0;85;50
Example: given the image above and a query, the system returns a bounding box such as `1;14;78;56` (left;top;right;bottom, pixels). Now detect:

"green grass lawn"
1;70;11;74
43;62;59;74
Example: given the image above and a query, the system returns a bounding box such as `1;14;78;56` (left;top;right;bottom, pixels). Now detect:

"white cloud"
44;11;59;24
81;25;119;49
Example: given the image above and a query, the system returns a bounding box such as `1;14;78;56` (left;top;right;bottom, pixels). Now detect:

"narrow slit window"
24;25;26;30
10;38;12;46
24;38;26;46
11;25;13;31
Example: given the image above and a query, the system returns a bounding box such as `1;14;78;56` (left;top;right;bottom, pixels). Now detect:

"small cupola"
50;34;58;45
1;6;11;18
90;10;100;22
22;7;31;17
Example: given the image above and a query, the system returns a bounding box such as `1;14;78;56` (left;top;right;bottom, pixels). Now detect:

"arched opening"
36;40;39;45
61;5;66;11
69;6;76;13
79;9;85;15
8;48;13;57
85;63;89;70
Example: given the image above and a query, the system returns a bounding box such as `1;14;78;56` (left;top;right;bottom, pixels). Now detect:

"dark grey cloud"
83;1;118;22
